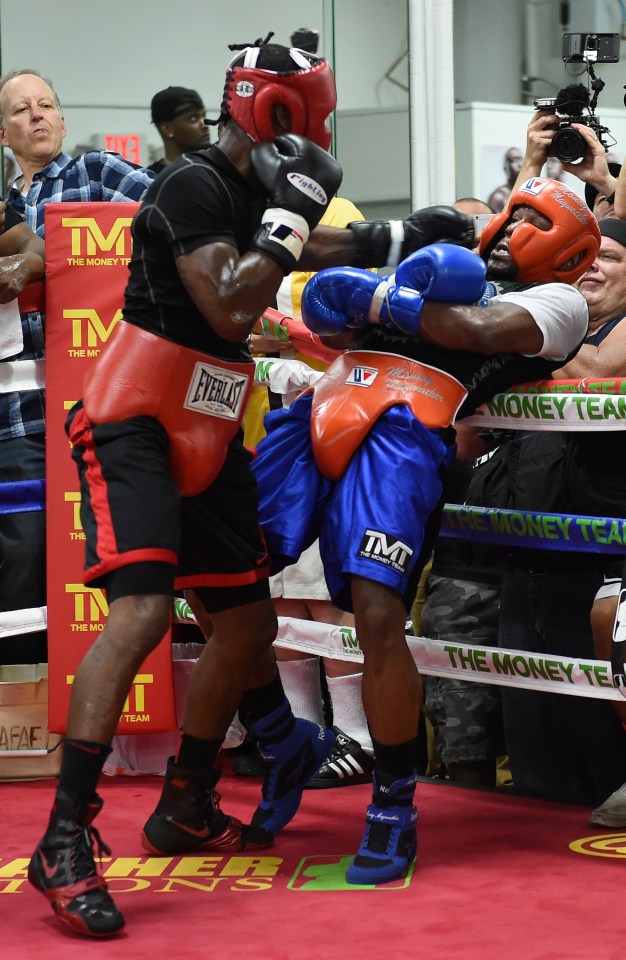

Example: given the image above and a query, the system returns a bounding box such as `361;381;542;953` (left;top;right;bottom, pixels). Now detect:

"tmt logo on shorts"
346;365;378;387
358;529;414;574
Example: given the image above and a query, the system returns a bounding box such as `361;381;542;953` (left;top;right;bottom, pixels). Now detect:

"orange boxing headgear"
221;43;336;150
479;177;600;283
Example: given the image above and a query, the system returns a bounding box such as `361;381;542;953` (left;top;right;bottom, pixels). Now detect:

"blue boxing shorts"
253;391;455;612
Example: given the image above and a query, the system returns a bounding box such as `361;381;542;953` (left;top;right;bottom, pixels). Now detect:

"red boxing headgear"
479;177;600;283
222;45;336;150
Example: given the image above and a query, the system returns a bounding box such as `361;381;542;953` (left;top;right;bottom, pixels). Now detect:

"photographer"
513;107;620;220
613;162;626;220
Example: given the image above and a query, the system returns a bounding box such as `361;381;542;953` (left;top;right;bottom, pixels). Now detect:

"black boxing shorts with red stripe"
67;403;271;611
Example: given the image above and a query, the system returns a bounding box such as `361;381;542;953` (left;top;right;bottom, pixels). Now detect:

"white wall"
0;0;409;163
1;0;625;214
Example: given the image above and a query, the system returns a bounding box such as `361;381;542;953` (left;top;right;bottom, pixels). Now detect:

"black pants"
499;564;626;806
0;434;47;663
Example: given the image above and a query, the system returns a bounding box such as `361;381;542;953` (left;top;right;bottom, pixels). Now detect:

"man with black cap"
148;86;211;174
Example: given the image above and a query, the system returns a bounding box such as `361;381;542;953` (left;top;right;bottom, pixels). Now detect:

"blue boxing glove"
365;243;488;334
302;243;487;338
302;267;390;335
394;243;487;302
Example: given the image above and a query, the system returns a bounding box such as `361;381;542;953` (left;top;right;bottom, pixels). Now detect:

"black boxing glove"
349;204;475;269
251;134;343;273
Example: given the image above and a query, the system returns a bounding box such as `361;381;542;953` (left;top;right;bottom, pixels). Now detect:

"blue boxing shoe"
244;709;336;845
346;770;418;885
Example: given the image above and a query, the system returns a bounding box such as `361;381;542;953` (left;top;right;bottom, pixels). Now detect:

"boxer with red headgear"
207;32;477;270
252;177;599;887
218;39;336;149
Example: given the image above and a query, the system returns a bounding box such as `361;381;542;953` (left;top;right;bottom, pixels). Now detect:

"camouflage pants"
420;574;504;765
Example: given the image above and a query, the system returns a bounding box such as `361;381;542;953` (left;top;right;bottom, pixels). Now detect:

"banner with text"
272;617;623;701
44;203;176;735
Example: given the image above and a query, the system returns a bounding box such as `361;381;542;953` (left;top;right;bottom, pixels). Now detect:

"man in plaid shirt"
0;69;154;663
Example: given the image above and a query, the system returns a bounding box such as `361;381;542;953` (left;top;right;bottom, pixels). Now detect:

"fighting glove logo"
286;172;328;206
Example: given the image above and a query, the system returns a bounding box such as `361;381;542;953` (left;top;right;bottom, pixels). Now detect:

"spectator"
0;70;154;235
494;217;626;806
238;194;375;788
486;146;523;211
584;160;622;222
0;200;45;298
513;107;620;221
612;159;626;220
415;195;504;788
589;552;626;827
290;27;320;53
0;69;155;663
452;197;494;251
148;86;211;175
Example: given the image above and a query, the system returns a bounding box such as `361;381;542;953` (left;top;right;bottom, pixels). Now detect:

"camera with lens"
534;86;609;163
533;32;619;164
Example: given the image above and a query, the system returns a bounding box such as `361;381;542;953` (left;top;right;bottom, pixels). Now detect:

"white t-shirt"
494;282;589;360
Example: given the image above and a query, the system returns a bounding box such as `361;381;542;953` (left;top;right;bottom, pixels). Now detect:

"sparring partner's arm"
298;204;476;271
0;204;45;303
175;134;342;343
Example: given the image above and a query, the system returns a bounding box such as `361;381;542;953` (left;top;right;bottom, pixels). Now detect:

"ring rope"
2;370;626;699
173;602;624;702
440;504;626;554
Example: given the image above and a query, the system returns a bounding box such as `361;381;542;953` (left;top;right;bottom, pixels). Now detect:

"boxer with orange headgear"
252;177;599;887
479;175;600;282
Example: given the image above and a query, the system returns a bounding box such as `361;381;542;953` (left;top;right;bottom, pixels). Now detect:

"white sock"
326;673;373;754
223;713;246;750
277;657;325;726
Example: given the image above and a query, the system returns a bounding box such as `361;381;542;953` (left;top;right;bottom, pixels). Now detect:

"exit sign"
102;134;142;164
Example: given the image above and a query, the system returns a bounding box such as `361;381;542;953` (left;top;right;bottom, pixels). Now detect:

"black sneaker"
28;790;124;937
233;736;266;778
307;727;374;788
142;757;245;855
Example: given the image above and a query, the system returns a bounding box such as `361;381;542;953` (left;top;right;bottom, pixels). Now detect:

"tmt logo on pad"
64;308;122;350
62;217;133;255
